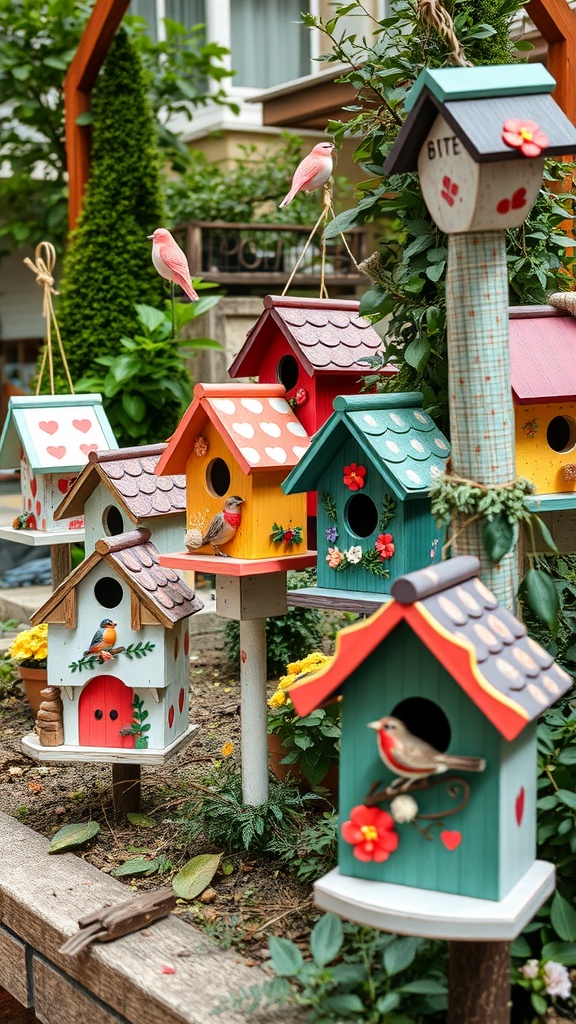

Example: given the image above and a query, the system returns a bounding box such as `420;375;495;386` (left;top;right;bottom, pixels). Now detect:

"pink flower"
502;119;549;158
375;533;395;559
326;546;343;568
543;961;571;999
342;804;399;862
343;463;366;490
519;960;540;980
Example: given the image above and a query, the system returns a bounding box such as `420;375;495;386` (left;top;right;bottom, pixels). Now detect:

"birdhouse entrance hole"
277;354;299;392
547;415;576;454
391;696;451;753
206;457;231;497
346;493;379;538
103;504;124;536
94;576;123;609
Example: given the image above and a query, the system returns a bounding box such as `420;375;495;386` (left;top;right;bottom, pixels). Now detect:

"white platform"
314;861;555;941
21;724;197;766
0;526;85;546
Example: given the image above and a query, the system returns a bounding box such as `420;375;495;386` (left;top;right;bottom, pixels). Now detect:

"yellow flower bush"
9;623;48;668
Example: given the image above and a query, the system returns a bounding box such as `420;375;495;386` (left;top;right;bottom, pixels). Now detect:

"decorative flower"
283;529;296;543
9;623;48;668
326;546;343;568
341;805;399;862
343;463;366;490
375;533;395;560
270;522;302;547
325;525;339;543
542;961;571;999
294;388;308;406
518;960;540;981
268;690;287;708
390;794;419;823
346;545;363;565
193;435;209;457
502;119;549;158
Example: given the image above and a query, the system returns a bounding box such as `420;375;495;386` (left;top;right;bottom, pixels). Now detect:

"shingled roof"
288;556;572;740
54;444;186;523
228;295;387;378
509;306;576;404
282;392;450;500
32;529;203;629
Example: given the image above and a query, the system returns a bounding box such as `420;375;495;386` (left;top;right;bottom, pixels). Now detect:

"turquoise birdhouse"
289;557;572;902
282;392;450;598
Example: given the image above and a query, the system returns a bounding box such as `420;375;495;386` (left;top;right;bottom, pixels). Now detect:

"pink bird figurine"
148;228;199;302
279;142;335;208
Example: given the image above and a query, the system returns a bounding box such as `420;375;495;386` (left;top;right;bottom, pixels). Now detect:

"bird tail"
185;528;203;552
279;188;297;209
444;755;486;772
179;277;199;302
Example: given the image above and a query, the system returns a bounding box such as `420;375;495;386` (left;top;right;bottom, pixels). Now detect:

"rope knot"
23;241;73;396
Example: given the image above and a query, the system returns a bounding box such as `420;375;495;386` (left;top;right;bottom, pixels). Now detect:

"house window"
230;0;311;88
94;577;124;609
391;696;451;752
129;0;205;42
346;493;378;538
103;505;125;537
277;354;299;392
547;415;576;454
206;457;231;497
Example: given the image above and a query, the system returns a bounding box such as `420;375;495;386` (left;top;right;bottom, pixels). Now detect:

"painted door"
79;675;135;748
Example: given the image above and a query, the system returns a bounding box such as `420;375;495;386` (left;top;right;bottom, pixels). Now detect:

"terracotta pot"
18;665;48;718
268;732;338;796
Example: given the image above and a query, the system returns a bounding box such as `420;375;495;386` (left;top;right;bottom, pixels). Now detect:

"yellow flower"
268;690;287;709
221;741;234;757
9;623;48;665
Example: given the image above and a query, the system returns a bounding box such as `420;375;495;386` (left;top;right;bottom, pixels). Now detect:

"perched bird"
85;619;117;660
368;716;486;791
185;496;244;557
279;142;335;208
148;228;199;302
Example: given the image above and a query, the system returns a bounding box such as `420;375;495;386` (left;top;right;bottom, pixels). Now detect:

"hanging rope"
416;0;471;67
23;241;74;396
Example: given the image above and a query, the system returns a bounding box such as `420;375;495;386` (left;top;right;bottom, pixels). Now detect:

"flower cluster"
502;119;549;158
375;533;395;560
325;525;339;543
343;463;366;490
326;536;394;575
516;958;572;1008
193;435;209;457
268;651;333;709
270;522;303;547
341;804;399;862
9;623;48;668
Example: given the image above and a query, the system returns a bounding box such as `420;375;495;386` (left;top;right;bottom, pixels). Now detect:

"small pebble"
198;887;216;904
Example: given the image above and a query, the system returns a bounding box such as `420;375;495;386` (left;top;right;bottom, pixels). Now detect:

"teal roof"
406;64;555;112
282;392;450;501
0;394;118;473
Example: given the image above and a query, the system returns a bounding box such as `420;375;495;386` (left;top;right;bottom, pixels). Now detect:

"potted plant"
8;623;48;716
267;652;340;790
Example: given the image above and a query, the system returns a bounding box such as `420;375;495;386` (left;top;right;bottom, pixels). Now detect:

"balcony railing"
183;220;366;288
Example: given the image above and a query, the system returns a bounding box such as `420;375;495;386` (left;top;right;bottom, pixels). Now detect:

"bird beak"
367;720;381;731
147;234;153;239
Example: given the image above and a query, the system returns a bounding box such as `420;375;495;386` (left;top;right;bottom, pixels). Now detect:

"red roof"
509;307;576;403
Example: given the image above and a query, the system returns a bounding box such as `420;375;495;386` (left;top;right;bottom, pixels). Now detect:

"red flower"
283;529;295;543
375;533;395;560
502;119;549;158
295;388;308;406
341;805;399;863
343;463;366;490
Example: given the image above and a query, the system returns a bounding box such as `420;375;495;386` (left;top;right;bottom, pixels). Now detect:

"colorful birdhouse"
0;394;117;533
21;528;203;764
53;444;186;556
228;295;395;438
289;556;572;902
156;383;311;561
282;393;449;597
384;64;576;233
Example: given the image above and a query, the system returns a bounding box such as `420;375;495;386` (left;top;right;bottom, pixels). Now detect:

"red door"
79;675;135;748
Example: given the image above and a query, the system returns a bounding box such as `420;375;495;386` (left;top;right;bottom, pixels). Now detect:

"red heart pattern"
39;420;58;435
168;705;175;729
80;443;98;455
47;446;66;460
178;687;185;713
497;188;527;216
515;786;525;826
72;419;92;433
35;500;41;516
440;830;462;851
30;478;37;498
57;479;69;494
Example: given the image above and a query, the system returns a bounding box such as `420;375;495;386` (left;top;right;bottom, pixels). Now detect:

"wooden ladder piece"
59;888;176;956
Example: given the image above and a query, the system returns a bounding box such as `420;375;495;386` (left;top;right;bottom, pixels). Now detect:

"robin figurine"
84;619;117;661
185;496;244;557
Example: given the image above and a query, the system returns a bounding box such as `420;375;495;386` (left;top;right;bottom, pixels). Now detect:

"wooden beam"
519;0;576;125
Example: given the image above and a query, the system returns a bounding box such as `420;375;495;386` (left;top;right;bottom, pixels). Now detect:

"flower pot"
268;732;338;797
18;666;48;718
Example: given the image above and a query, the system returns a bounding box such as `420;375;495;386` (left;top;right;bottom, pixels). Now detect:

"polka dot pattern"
204;391;310;469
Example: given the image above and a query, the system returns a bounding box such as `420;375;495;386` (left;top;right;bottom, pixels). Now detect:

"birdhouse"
21;528;203;764
155;383;311;561
289;557;572;903
0;394;117;533
282;393;449;597
228;296;395;438
53;444;186;556
384;64;576;233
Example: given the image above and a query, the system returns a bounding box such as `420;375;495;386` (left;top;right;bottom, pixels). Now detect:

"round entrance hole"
390;696;451;752
547;415;576;454
345;493;379;538
103;504;124;536
94;576;123;609
277;354;299;392
206;457;231;498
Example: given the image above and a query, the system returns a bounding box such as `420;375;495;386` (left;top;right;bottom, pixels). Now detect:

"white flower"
519;960;540;980
390;794;419;823
543;961;571;999
346;545;363;565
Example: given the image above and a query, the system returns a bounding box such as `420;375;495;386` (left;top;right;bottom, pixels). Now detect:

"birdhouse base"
314;861;555;941
287;586;391;614
21;724;198;766
0;526;85;546
159;551;317;577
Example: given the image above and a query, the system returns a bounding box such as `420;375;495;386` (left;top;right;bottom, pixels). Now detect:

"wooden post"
111;763;141;817
50;544;71;590
239;618;269;806
446;231;518;609
448;940;511;1024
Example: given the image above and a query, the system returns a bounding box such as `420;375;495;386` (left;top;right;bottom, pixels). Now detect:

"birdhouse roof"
289;556;572;741
156;383;311;477
509;306;576;403
31;529;203;629
384;64;576;174
228;295;388;378
282;392;450;501
54;444;186;522
0;394;118;474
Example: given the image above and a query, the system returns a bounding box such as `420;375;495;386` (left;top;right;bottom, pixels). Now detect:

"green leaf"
483;512;514;562
522;568;560;635
310;913;343;967
551;891;576;941
172;853;221;900
324;207;360;239
404;336;430;373
511;936;531;958
556;788;576;810
376;992;401;1013
135;303;167;333
75;111;93;126
530;515;558;554
541;941;576;965
127;812;157;828
122;393;147;422
324;994;365;1013
268;935;304;976
401;979;448;994
48;821;100;853
384;936;417;976
112;857;160;877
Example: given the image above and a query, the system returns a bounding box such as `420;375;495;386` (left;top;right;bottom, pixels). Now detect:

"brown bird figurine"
368;716;486;791
185;496;244;557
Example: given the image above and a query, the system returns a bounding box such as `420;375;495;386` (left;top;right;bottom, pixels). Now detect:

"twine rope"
23;242;74;396
416;0;471;66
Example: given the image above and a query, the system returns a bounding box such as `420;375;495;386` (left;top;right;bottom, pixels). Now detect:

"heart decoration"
47;446;66;460
260;422;282;438
58;478;70;495
39;420;58;435
168;705;175;729
515;786;525;826
178;687;185;713
496;188;527;216
232;422;255;439
264;446;287;464
440;830;462;851
72;419;92;433
80;443;98;456
30;478;37;498
35;500;41;517
26;498;32;511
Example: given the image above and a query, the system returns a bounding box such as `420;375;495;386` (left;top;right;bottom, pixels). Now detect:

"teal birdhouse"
289;557;572;902
282;392;450;598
